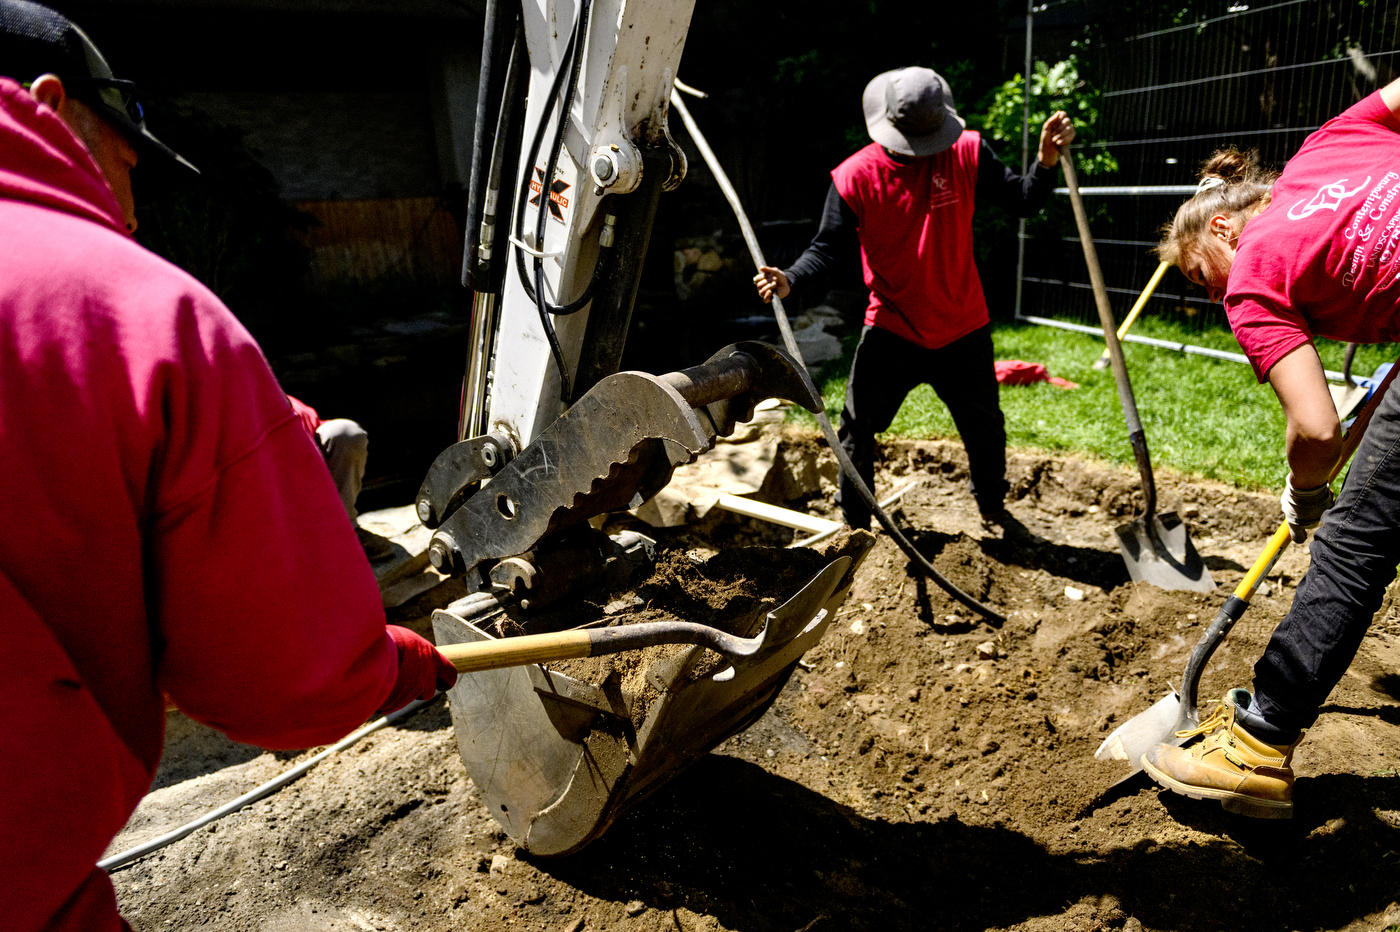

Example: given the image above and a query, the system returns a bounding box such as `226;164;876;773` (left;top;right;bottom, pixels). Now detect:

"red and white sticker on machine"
530;167;571;223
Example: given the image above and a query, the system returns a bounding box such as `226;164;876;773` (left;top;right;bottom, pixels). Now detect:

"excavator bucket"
432;542;871;856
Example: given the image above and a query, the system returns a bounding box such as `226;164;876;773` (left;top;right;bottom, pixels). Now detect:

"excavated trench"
107;434;1400;932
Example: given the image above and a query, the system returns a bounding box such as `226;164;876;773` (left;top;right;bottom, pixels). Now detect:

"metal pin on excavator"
415;0;871;854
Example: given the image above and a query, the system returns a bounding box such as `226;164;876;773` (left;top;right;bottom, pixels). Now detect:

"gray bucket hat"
862;66;965;157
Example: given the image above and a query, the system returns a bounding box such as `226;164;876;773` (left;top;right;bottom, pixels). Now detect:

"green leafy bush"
977;56;1117;177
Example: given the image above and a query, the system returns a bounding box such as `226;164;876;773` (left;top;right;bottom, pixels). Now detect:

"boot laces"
1175;701;1231;740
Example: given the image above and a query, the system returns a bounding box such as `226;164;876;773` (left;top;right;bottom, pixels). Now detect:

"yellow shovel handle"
1097;261;1170;362
1234;354;1400;602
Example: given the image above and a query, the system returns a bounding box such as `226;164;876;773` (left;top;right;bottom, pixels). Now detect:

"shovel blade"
1095;690;1184;770
1329;382;1369;420
1114;511;1214;593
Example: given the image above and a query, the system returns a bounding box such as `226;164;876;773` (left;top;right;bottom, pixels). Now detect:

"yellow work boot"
1140;688;1297;819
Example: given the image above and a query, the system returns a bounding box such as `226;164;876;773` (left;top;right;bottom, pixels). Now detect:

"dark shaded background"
44;0;1093;506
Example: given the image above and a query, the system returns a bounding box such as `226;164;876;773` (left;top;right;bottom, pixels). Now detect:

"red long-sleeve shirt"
0;77;400;931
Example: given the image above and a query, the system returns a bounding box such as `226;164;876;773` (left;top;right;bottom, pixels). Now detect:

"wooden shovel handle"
439;630;598;673
1060;148;1142;435
1061;147;1160;518
437;620;746;674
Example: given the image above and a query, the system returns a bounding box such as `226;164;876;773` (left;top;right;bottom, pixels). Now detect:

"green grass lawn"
791;315;1400;491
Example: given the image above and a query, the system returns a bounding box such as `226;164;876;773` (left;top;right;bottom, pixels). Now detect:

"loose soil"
529;542;855;729
109;436;1400;932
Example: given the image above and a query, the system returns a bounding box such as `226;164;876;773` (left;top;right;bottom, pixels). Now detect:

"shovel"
1092;261;1170;370
1096;358;1400;774
1061;150;1214;593
1328;342;1369;420
437;554;851;674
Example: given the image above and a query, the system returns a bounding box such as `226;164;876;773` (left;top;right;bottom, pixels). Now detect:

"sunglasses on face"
62;76;146;125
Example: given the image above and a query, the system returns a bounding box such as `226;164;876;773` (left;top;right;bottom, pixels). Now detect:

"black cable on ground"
99;697;438;873
669;88;1006;626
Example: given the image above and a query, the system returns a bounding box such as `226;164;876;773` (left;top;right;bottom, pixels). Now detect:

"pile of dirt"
107;436;1400;932
537;543;830;726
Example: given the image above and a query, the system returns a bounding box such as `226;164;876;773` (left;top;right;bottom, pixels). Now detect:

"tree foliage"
976;55;1118;177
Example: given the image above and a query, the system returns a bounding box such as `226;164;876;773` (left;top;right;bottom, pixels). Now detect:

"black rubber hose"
506;0;596;401
511;15;581;398
530;0;593;401
669;90;1005;626
515;232;611;314
461;0;516;291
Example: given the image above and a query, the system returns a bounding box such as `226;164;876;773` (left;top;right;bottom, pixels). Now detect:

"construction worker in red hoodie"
0;3;457;929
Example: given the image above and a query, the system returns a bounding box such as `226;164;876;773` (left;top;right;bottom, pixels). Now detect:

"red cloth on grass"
0;77;401;932
994;359;1079;389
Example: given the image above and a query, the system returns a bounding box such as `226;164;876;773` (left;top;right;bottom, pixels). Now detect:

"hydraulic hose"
510;0;601;402
669;88;1005;626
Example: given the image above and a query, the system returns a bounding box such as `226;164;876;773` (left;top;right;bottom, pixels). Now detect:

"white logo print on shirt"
1288;177;1372;220
928;172;959;210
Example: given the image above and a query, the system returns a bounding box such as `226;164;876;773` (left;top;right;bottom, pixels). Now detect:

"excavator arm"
418;0;824;596
458;0;692;444
416;0;873;856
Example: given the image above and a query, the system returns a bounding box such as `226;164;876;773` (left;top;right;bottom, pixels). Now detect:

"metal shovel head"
1095;688;1202;781
1329;381;1369;421
1114;511;1214;593
1094;689;1182;768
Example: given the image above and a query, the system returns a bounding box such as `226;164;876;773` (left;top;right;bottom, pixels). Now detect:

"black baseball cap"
0;0;197;173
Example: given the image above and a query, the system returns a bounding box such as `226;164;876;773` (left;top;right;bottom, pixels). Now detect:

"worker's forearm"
1268;342;1341;489
1285;429;1343;489
785;183;857;296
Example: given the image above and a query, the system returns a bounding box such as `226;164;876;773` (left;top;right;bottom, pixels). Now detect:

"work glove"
378;625;458;714
1280;475;1334;543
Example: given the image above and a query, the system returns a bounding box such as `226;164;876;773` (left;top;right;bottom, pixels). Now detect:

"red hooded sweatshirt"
0;77;400;931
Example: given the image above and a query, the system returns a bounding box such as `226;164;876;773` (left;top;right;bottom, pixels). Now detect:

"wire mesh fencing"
1019;0;1400;335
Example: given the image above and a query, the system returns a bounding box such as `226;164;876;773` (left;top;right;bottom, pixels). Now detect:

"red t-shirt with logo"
832;135;986;350
1226;90;1400;381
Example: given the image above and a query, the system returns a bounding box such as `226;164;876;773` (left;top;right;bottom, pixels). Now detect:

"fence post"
1014;0;1034;320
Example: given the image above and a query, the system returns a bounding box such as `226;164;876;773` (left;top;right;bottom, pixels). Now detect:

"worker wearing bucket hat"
756;66;1074;529
0;3;456;928
863;66;967;157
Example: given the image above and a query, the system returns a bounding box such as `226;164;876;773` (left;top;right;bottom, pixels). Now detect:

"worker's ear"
1208;213;1235;243
27;73;67;111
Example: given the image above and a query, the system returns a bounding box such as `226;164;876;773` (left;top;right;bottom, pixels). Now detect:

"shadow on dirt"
1318;702;1400;728
910;575;986;632
536;755;1400;932
150;697;454;791
1370;673;1400;703
901;516;1132;594
151;715;266;790
1202;553;1249;573
984;514;1132;590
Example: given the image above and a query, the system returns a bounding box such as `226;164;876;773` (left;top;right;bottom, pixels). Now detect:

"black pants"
836;323;1008;529
1248;377;1400;743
